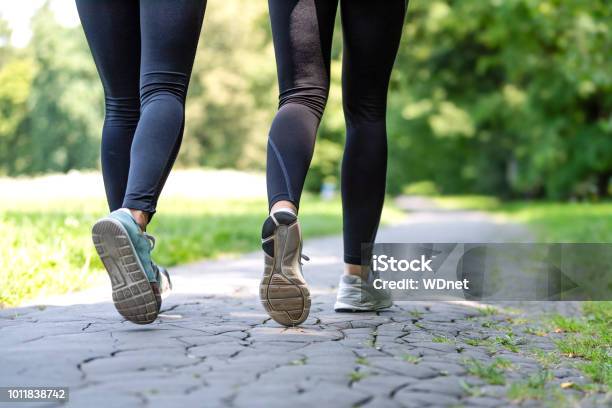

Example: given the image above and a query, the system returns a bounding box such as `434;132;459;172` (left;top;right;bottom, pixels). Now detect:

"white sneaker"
334;274;393;312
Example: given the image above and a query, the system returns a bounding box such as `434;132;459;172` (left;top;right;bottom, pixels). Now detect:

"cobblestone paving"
1;208;609;407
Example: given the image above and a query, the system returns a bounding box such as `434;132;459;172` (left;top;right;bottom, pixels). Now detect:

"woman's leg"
340;0;406;269
266;0;338;211
121;0;206;221
261;0;338;327
76;0;141;212
81;0;205;324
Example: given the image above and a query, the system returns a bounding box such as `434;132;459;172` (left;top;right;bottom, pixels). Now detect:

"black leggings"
266;0;406;264
76;0;206;214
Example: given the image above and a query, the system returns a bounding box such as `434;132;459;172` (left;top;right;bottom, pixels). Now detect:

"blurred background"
1;0;610;198
1;0;610;305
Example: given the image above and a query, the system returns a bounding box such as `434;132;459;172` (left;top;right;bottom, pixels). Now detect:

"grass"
459;380;484;397
355;357;369;366
348;370;368;382
401;354;422;364
0;193;402;306
507;371;555;402
530;349;561;368
478;306;498;316
551;302;611;388
432;196;612;242
492;332;526;353
408;309;424;319
432;335;452;343
432;195;612;391
464;357;512;385
464;337;488;347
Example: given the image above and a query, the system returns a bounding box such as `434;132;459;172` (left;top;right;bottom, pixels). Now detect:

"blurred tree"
19;2;102;174
0;57;34;174
180;0;276;170
0;17;12;67
387;0;611;199
0;1;610;201
304;15;344;192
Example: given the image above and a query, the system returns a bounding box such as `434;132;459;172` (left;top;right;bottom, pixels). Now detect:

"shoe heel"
92;219;159;324
260;219;310;326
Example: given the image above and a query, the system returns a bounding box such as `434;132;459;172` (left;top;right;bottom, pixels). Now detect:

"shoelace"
142;232;158;282
144;233;171;290
300;253;310;265
143;232;156;250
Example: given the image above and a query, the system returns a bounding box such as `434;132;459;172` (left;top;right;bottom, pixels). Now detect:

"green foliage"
0;174;403;307
434;196;612;242
1;2;610;196
180;1;276;169
304;139;343;192
19;4;102;174
387;0;611;199
0;194;344;307
402;180;440;196
432;195;502;211
0;58;34;174
0;17;12;66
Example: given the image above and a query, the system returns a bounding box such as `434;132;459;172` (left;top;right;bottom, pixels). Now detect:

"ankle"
128;209;149;231
344;263;366;279
270;200;297;216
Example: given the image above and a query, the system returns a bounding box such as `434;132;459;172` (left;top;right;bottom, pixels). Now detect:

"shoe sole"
92;218;159;324
333;300;393;313
260;223;311;326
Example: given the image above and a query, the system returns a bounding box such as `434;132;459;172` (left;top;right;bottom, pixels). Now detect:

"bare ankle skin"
270;200;297;215
344;263;367;279
129;209;149;231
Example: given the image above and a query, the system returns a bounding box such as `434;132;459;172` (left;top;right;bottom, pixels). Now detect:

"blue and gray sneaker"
334;274;392;312
92;210;172;324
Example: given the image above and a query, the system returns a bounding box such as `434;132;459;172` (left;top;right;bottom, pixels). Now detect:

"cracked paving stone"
79;372;205;397
368;358;438;379
80;349;201;376
356;397;403;408
256;363;350;384
462;396;508;407
297;340;352;357
403;341;458;353
68;389;145;408
417;361;466;376
393;390;460;407
292;384;372;408
2;214;608;407
248;327;344;342
305;354;356;366
353;375;417;397
405;375;469;397
187;342;246;358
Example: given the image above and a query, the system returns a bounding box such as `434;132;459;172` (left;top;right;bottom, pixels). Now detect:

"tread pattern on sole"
92;219;159;324
260;222;311;326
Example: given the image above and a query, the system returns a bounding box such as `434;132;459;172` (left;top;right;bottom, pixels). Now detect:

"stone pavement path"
0;204;608;407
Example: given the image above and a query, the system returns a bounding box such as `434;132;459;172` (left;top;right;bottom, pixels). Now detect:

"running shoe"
334;274;392;312
92;210;171;324
260;211;311;326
